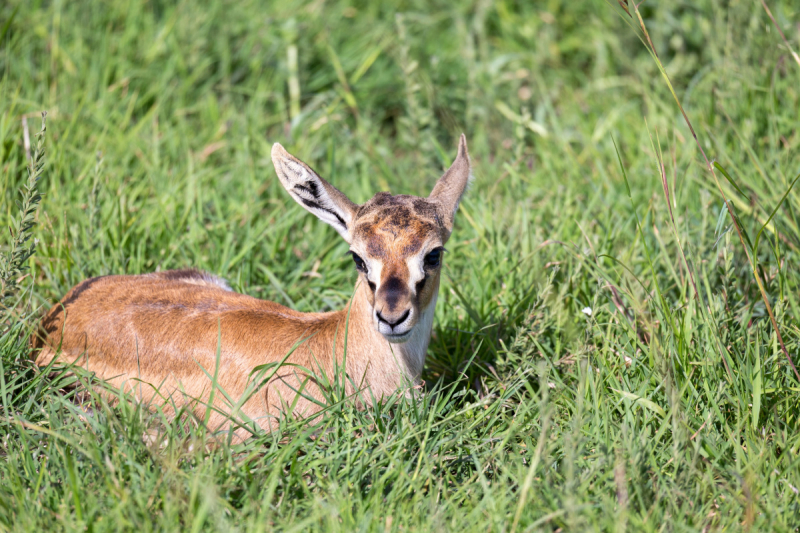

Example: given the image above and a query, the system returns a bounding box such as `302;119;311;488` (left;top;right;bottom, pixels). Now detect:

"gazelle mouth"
384;330;412;343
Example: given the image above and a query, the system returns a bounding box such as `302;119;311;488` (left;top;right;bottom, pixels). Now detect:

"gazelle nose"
376;309;410;329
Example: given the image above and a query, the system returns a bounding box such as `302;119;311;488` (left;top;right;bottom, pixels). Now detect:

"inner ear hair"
429;134;471;237
271;143;359;242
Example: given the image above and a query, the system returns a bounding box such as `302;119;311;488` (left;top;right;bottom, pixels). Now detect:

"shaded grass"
2;0;800;530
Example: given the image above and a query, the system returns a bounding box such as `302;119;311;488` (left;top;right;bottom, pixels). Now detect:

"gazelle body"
34;136;471;437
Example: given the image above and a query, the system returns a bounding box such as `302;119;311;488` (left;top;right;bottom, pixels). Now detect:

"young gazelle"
34;135;471;437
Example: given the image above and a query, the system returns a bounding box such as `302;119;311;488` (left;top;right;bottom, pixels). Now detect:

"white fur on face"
405;253;427;292
363;255;382;291
405;242;442;300
376;307;415;341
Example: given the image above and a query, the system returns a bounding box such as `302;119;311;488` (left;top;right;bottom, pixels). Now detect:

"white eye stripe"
405;255;427;289
364;257;382;287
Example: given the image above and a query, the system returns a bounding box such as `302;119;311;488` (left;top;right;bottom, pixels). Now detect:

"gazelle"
34;135;471;438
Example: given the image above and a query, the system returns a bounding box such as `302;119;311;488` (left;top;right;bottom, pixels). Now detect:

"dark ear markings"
304;180;320;198
293;183;313;197
300;198;347;229
293;181;321;199
282;160;303;180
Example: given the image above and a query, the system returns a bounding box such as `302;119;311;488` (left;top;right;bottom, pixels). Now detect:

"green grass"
2;0;800;530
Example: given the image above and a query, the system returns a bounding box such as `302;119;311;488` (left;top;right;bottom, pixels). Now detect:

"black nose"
376;309;410;328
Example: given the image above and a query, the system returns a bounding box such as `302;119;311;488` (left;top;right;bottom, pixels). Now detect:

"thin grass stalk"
760;0;800;70
647;127;734;378
631;5;800;383
611;137;685;376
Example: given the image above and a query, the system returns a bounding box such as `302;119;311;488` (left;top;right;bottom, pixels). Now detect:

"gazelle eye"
350;252;367;273
424;247;444;268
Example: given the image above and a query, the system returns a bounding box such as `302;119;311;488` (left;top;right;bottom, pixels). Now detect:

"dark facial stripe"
381;276;405;310
300;198;347;229
415;276;426;295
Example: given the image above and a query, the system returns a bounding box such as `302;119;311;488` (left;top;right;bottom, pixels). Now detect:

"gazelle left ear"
272;143;359;243
429;134;471;240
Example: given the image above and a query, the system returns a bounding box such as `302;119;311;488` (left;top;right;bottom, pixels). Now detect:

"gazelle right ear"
429;134;471;240
271;143;359;243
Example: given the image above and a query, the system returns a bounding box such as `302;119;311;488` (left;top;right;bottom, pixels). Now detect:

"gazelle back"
34;135;471;438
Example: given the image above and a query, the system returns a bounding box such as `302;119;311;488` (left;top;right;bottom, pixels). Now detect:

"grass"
2;0;800;530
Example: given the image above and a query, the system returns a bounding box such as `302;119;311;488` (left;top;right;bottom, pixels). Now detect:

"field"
2;0;800;530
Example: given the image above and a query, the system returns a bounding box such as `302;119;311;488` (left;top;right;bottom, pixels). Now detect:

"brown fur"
32;136;471;439
34;270;402;438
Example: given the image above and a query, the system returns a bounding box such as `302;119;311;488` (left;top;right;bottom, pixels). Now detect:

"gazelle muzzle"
373;274;417;341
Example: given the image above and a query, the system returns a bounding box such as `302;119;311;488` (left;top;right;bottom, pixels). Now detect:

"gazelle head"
271;135;471;343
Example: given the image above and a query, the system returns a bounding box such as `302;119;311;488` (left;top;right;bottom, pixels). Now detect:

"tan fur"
33;136;471;439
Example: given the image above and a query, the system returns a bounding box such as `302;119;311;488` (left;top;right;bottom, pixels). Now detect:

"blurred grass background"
2;0;800;530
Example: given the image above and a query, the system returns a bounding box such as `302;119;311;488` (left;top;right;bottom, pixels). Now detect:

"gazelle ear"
271;143;359;243
429;134;471;239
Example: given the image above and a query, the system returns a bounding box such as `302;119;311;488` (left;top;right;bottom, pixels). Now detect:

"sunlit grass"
2;0;800;530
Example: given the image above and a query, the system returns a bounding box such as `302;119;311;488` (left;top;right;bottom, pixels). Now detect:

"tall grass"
0;112;45;320
2;0;800;530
